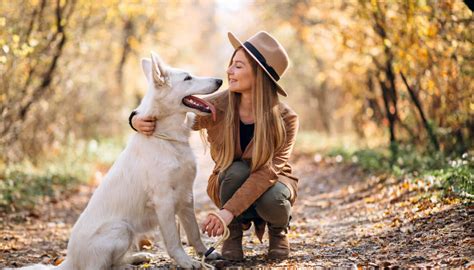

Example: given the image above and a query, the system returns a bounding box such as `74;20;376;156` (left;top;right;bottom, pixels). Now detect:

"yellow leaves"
401;181;410;190
427;24;438;37
364;197;376;204
299;26;313;43
370;0;378;9
390;217;402;227
414;47;429;63
118;1;147;18
0;17;5;27
373;222;384;229
426;79;436;94
2;34;35;58
443;197;460;205
53;256;65;265
127;36;140;50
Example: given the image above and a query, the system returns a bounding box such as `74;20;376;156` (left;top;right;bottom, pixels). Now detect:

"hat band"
243;41;280;81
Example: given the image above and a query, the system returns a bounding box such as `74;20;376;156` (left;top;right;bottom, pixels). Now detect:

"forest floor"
1;151;472;269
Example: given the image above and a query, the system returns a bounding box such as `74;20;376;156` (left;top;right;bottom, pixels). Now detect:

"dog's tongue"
202;99;217;121
188;96;216;121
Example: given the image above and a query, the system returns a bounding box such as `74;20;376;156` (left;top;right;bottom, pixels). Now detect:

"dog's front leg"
177;198;208;254
177;202;222;261
154;203;201;268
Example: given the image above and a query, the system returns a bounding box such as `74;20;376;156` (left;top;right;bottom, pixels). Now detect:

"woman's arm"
129;111;156;136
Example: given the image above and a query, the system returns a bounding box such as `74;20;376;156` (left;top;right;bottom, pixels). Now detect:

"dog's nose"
216;79;223;87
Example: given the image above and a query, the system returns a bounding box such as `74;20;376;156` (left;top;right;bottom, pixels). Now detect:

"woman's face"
227;49;255;94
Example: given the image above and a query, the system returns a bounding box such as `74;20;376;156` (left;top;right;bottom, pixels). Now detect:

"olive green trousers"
218;160;291;229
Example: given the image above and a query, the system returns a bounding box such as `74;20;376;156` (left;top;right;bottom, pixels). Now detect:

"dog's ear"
150;51;168;87
141;58;152;83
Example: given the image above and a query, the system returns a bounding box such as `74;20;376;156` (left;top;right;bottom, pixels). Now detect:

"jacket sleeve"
222;113;299;217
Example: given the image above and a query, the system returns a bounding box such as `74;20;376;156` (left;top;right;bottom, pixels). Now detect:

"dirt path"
1;135;472;268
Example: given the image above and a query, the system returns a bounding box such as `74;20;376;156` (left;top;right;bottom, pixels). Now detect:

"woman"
130;31;299;261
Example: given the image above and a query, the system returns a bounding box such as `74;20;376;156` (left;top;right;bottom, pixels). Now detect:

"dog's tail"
3;266;51;270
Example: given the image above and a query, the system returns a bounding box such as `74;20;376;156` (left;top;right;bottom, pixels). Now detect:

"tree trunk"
372;4;400;160
116;19;134;93
366;73;384;123
0;0;75;139
400;72;440;151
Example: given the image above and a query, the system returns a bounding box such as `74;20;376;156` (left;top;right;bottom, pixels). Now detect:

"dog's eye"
184;75;192;81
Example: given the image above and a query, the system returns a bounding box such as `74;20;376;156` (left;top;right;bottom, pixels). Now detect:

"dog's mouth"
182;96;217;121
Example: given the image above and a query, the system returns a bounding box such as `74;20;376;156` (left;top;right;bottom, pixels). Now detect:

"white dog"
9;52;222;270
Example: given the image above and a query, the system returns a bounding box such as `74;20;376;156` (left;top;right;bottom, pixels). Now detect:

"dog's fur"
9;52;222;270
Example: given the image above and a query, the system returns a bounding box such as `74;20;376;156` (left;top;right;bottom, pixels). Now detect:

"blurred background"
0;0;472;210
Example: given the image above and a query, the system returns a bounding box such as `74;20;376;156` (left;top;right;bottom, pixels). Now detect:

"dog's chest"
151;144;196;181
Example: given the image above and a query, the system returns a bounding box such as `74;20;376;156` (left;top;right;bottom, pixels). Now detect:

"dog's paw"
176;258;201;269
128;252;153;265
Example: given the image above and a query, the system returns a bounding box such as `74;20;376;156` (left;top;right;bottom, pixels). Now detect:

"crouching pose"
131;31;299;261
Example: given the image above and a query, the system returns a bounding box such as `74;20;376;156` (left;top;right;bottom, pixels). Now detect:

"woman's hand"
201;209;234;237
132;114;156;136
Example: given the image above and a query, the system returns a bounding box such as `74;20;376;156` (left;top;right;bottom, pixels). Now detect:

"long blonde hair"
215;48;286;172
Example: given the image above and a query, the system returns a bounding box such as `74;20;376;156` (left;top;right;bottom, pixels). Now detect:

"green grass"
0;136;127;212
295;130;474;199
294;130;365;154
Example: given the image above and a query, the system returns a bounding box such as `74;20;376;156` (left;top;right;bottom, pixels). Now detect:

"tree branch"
400;72;440;151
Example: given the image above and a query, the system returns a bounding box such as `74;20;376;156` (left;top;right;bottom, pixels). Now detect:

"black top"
240;120;254;153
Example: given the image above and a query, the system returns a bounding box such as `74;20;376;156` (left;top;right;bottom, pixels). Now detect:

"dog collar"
153;132;187;144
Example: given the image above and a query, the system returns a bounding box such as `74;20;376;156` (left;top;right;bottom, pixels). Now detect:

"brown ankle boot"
221;221;244;261
268;226;290;260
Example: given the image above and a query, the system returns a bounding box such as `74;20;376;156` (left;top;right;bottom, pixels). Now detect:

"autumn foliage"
263;1;472;154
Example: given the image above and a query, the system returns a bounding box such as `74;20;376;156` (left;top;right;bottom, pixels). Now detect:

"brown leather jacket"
192;90;299;217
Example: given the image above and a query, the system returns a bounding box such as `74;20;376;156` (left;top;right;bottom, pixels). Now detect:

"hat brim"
228;32;288;97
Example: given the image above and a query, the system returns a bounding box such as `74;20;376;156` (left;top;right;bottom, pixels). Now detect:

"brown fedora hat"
228;31;289;97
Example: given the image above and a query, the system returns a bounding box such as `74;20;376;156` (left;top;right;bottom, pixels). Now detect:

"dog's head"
141;52;222;119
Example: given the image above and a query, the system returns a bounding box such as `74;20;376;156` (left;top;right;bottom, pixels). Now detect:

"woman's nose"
226;66;233;75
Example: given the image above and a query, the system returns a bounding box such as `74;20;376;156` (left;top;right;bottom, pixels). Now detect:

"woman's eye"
184;75;192;81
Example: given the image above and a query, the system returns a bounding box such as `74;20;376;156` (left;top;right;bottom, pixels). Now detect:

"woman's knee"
255;182;291;227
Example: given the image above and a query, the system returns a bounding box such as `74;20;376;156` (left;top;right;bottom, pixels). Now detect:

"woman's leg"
218;160;251;261
218;160;250;204
219;160;258;222
254;182;292;259
254;182;291;228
